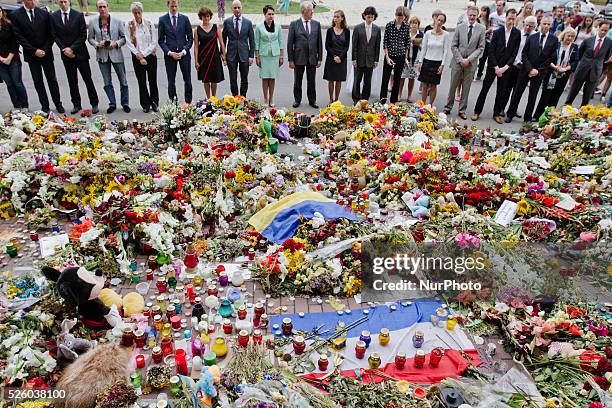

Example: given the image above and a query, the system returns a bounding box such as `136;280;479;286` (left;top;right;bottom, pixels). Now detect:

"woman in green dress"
255;5;284;107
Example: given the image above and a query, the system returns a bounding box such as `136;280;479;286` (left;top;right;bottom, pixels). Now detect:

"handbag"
296;115;311;138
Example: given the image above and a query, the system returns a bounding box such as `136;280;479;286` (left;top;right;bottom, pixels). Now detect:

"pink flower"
589;402;603;408
400;151;414;163
588;323;609;337
579;231;597;243
449;146;459;156
455;232;481;249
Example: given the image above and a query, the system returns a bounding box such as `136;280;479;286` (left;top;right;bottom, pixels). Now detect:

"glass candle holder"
395;352;407;369
170;315;181;330
30;231;39;241
135;330;146;348
175;349;188;376
6;245;17;258
359;330;371;347
446;316;458;331
355;340;366;359
252;329;263;345
156;252;170;266
211;336;228;358
218;299;234;319
292;335;306;355
121;327;135;348
153;315;163;332
207;284;218;296
130;372;143;389
203;351;217;366
218;271;229;287
368;352;382;369
152;346;163;363
281;318;293;336
412;330;425;348
169;376;181;396
183;245;199;269
237;330;249;347
156;277;167;293
161;336;174;356
237;304;247;320
254;303;265;320
414;350;426;368
379;328;390;346
318;355;329;371
429;347;444;367
222;319;233;335
136;354;145;369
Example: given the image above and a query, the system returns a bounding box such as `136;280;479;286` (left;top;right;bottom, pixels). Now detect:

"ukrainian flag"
248;192;360;243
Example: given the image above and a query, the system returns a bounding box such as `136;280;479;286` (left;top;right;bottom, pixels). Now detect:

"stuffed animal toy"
55;342;131;408
42;266;124;328
57;319;97;361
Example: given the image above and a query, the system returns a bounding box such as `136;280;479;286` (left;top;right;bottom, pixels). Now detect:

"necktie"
467;25;473;43
235;16;239;34
172;15;177;31
306;20;310;35
595;38;602;57
63;12;68;25
366;24;371;42
539;34;545;51
29;9;34;22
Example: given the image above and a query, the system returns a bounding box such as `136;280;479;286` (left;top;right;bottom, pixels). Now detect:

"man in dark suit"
222;0;255;97
12;0;64;113
50;0;98;114
472;8;520;124
351;6;381;104
565;20;612;107
287;1;323;109
158;0;192;103
505;15;558;123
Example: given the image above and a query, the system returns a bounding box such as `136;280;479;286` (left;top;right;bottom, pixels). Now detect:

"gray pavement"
1;25;606;133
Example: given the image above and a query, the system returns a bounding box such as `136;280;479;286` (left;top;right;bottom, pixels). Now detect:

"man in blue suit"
222;0;255;97
158;0;192;103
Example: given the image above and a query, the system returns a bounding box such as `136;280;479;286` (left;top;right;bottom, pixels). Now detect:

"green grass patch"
68;0;329;14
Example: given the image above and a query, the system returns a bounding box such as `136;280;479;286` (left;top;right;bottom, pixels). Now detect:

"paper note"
555;193;577;211
528;156;551;169
39;233;70;258
495;200;518;227
570;165;596;175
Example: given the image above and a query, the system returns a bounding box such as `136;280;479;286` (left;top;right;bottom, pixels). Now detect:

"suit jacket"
351;22;381;68
488;26;521;68
254;22;283;57
222;16;255;62
575;35;612;82
11;6;55;62
521;31;559;75
158;13;193;57
287;18;322;66
50;9;90;61
544;42;579;83
87;15;127;63
451;22;486;66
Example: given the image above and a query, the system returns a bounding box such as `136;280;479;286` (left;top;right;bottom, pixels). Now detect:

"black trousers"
498;64;519;114
28;58;62;111
565;71;596;107
132;54;159;109
534;74;570;119
507;69;544;121
352;66;373;103
293;64;316;104
380;55;405;103
164;55;192;103
473;66;509;116
227;60;249;97
477;41;489;78
63;57;98;108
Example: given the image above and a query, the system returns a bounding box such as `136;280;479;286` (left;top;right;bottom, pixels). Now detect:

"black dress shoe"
70;106;81;115
516;113;522;118
56;105;66;114
504;116;513;123
500;112;505;117
292;102;300;108
42;107;50;114
143;107;150;113
107;105;116;114
151;104;158;112
309;103;319;109
92;106;99;114
123;105;131;113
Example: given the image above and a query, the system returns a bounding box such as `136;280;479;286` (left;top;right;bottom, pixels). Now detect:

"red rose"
589;402;604;408
270;108;277;115
224;171;236;179
181;143;191;156
42;162;55;175
449;146;459;156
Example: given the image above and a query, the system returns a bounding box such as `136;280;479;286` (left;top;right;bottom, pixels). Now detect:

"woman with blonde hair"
516;1;533;28
534;27;579;118
575;14;595;48
399;15;422;102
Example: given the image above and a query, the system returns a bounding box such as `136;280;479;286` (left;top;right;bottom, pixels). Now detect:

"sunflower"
209;96;219;105
222;96;236;110
363;112;377;124
516;199;531;216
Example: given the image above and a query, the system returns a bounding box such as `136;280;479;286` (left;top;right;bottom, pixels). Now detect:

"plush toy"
260;118;278;154
347;163;366;190
122;292;145;316
178;365;221;407
55;343;131;408
57;319;97;361
42;266;124;329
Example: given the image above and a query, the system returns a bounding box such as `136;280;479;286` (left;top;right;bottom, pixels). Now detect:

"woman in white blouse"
126;2;158;113
417;13;448;105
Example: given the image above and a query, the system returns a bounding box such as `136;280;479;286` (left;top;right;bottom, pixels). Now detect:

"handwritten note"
39;233;69;258
570;165;596;175
494;200;518;227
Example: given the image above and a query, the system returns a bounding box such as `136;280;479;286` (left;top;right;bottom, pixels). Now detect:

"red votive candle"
136;354;145;368
175;349;188;375
170;315;181;330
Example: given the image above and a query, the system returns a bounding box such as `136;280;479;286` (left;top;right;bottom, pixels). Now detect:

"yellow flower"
222;95;236;110
209;96;219;105
608;264;612;276
363;112;376;124
516;199;531;216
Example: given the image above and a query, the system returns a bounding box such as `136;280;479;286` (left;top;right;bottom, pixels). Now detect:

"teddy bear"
57;318;97;361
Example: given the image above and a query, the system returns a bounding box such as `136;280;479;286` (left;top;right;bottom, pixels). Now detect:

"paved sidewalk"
87;0;526;29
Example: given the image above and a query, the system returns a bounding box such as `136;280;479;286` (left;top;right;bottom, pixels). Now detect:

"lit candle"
135;354;145;369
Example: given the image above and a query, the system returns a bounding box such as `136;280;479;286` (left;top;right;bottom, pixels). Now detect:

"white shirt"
505;27;512;47
126;18;157;57
301;17;311;34
418;30;449;63
365;22;372;42
60;8;71;23
489;12;505;30
167;13;186;56
24;5;35;22
514;30;531;66
233;15;243;33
